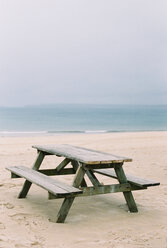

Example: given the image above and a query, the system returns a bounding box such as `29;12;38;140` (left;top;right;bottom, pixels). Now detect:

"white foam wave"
84;130;108;133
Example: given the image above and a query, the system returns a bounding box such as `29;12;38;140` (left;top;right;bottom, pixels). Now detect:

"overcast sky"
0;0;167;106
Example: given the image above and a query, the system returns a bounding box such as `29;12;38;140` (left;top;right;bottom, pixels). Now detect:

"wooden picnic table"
6;144;160;223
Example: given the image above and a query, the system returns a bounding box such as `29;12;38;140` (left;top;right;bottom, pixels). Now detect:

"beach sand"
0;131;166;248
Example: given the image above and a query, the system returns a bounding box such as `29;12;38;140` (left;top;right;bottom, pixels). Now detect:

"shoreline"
1;129;167;138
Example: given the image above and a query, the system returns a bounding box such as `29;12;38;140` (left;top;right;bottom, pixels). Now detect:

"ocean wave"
48;130;110;134
0;130;111;136
84;130;108;133
0;129;160;137
48;130;84;134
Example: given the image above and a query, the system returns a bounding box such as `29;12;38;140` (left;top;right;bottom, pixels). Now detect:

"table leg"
56;197;75;223
114;164;138;212
56;162;86;223
72;163;86;188
71;160;87;187
18;151;45;198
86;170;101;186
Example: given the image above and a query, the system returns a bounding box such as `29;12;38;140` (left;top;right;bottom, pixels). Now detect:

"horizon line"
0;103;167;108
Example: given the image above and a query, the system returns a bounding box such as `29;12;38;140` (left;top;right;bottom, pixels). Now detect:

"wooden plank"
83;163;116;169
6;166;82;197
38;168;75;176
32;144;132;164
49;183;131;199
79;183;131;196
94;169;160;187
12;168;75;177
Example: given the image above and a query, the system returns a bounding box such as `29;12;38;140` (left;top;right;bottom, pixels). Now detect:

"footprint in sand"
30;241;43;247
9;213;32;226
4;203;14;209
15;242;43;248
2;183;17;189
0;235;9;248
15;244;30;248
0;222;5;229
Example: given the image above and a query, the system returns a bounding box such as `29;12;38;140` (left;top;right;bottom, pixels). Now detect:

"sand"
0;131;167;248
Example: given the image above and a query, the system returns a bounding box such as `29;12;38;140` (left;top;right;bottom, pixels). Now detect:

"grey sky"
0;0;167;106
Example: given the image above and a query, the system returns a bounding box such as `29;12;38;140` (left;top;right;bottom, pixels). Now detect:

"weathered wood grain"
6;166;82;197
32;144;132;164
49;183;131;199
94;169;160;187
38;168;75;176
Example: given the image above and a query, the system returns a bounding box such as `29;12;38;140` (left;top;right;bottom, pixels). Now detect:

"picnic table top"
32;144;132;164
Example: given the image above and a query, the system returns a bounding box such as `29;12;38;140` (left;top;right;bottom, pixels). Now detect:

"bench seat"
93;169;160;187
6;166;83;198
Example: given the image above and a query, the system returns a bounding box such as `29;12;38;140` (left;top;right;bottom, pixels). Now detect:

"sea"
0;104;166;136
